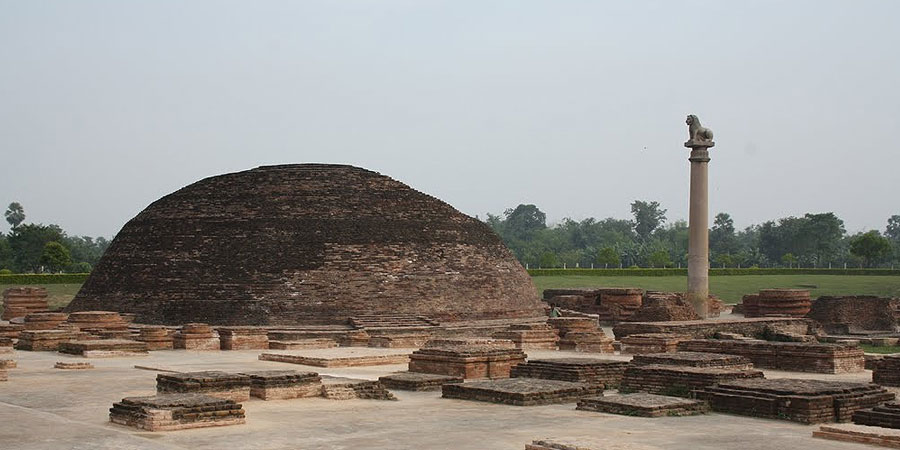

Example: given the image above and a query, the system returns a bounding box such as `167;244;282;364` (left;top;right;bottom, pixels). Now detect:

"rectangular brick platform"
853;402;900;429
14;330;83;351
510;358;628;388
109;393;245;431
526;439;604;450
367;334;431;348
173;323;220;350
55;362;94;370
576;393;709;417
677;339;865;374
408;340;526;379
58;339;149;357
874;355;900;387
492;324;559;350
814;424;900;449
442;378;600;406
612;317;816;340
620;333;689;354
239;370;322;400
378;372;464;391
218;329;269;350
156;371;251;402
620;364;764;397
694;378;895;424
631;352;753;369
320;376;397;400
259;350;411;367
268;339;338;350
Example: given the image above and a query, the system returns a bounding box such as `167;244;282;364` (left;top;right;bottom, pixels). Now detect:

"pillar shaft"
687;148;710;318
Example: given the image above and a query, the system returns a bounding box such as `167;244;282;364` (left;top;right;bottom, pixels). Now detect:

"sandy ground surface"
0;341;892;450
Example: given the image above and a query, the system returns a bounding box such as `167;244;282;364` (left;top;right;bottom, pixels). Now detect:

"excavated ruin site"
2;165;900;449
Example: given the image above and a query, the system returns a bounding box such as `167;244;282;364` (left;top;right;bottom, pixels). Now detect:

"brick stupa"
66;164;544;325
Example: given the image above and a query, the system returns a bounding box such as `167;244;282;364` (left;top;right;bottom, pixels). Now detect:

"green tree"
40;241;72;273
710;213;737;255
714;253;734;268
781;253;797;268
849;231;892;268
7;223;65;272
0;234;13;271
595;247;620;268
630;200;666;241
503;204;547;240
648;249;672;268
538;251;558;268
4;202;25;229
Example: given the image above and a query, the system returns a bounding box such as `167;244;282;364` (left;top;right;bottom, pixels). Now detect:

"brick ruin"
378;372;464;391
543;288;723;323
408;338;526;379
1;287;49;320
156;371;252;402
806;296;900;334
736;289;812;318
239;370;323;400
873;355;900;387
619;351;764;397
66;164;544;326
109;393;246;431
694;379;894;424
677;339;865;374
576;393;709;417
612;317;817;340
509;358;629;388
442;378;600;406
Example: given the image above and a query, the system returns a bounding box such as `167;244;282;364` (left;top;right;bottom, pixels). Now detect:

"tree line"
485;202;900;269
0;202;110;274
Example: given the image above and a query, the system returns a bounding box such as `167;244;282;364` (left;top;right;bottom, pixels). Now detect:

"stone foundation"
14;329;84;351
320;377;396;400
814;424;900;448
677;339;865;374
65;311;130;336
620;333;689;354
156;371;251;402
55;362;94;370
492;324;559;350
739;289;812;318
23;312;68;330
0;324;23;340
240;370;322;400
218;328;269;350
510;358;628;388
807;296;900;334
0;359;16;369
576;393;709;417
874;355;900;387
2;287;49;320
378;372;464;391
173;323;220;350
630;351;753;369
367;334;431;348
442;378;600;406
853;402;900;429
619;364;764;397
259;351;410;368
58;339;149;357
612;317;817;340
135;327;174;350
268;339;338;350
109;393;245;431
694;378;895;424
408;339;526;379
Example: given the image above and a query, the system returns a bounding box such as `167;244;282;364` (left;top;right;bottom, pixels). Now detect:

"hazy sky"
2;1;898;238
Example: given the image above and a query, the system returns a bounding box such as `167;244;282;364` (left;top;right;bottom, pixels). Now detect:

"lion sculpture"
686;114;714;143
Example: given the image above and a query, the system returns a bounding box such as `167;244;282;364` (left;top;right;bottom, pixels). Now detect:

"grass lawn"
531;275;900;304
860;345;900;355
0;283;82;311
2;275;900;311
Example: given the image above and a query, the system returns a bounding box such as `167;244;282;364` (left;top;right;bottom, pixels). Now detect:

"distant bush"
0;273;89;284
0;269;11;275
527;268;900;277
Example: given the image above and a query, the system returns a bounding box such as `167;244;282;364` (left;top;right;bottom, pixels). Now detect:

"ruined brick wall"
66;164;544;325
806;296;900;334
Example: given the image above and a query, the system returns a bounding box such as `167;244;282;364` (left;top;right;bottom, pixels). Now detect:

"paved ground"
0;345;888;450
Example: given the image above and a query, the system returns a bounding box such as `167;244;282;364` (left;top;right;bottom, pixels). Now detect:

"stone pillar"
685;141;713;318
